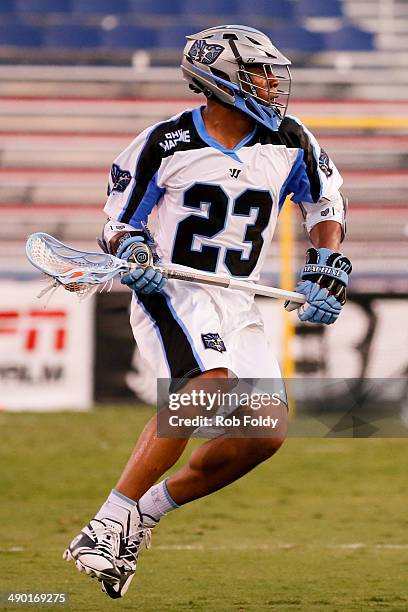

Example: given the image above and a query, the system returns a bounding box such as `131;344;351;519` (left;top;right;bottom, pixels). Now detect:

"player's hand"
121;266;166;294
294;280;342;324
285;247;352;325
118;236;166;294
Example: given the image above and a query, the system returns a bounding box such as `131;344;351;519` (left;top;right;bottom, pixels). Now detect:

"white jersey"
104;106;345;282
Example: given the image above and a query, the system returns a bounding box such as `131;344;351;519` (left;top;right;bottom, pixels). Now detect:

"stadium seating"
128;0;182;16
155;24;201;49
181;0;236;18
0;22;42;46
43;23;101;48
71;0;129;16
268;25;324;53
101;24;157;50
236;0;294;21
0;0;15;15
0;0;382;60
14;0;72;15
295;0;343;19
324;25;375;51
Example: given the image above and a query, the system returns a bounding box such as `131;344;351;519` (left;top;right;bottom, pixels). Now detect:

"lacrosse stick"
26;232;306;305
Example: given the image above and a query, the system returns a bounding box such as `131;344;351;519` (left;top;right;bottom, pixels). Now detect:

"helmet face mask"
181;25;292;131
238;63;291;115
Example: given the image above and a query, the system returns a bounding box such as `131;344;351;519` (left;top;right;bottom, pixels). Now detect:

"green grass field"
0;408;407;612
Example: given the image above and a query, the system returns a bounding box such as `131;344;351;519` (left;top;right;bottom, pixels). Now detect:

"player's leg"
63;285;255;598
133;318;288;529
165;320;288;504
63;368;230;597
101;402;287;598
166;400;287;504
114;367;230;500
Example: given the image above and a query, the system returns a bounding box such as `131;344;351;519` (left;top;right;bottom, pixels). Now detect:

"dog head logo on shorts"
201;333;226;353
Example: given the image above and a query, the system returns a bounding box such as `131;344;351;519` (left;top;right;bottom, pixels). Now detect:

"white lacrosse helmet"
181;24;292;131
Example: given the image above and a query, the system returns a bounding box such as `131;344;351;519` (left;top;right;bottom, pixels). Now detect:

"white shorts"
129;280;282;387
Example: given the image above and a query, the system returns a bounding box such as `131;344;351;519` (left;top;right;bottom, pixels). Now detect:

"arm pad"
100;219;153;257
301;192;348;242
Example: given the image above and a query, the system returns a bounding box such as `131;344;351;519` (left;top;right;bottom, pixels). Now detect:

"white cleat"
64;505;156;598
100;504;156;599
63;518;122;584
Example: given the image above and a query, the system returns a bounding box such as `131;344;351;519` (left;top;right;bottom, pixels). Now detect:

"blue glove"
296;280;342;324
286;247;352;325
118;236;166;294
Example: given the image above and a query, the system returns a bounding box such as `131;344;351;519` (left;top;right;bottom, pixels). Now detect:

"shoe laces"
121;525;152;567
96;525;120;561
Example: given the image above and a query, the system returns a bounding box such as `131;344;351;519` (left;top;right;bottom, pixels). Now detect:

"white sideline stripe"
155;543;408;551
1;543;408;554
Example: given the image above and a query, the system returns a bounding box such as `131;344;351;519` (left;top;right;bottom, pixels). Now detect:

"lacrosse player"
64;25;351;598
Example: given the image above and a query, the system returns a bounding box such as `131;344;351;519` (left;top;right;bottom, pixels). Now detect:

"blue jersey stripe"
124;172;165;228
278;148;312;211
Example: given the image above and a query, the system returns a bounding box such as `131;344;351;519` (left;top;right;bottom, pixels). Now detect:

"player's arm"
281;116;352;323
310;219;341;251
99;128;167;294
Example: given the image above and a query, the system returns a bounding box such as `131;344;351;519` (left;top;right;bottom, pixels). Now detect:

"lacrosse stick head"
26;232;128;298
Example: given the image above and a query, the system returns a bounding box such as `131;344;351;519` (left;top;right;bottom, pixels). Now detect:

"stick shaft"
159;265;306;304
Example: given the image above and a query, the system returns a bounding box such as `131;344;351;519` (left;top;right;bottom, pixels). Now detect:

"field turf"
0;408;407;612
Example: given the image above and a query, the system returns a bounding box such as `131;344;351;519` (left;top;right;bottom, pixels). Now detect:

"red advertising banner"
0;281;94;410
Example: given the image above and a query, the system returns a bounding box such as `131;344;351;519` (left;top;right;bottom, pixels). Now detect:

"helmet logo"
189;40;224;65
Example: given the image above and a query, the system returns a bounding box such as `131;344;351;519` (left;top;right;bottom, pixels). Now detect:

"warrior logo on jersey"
189;40;224;65
202;333;226;353
319;149;333;178
108;163;132;195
